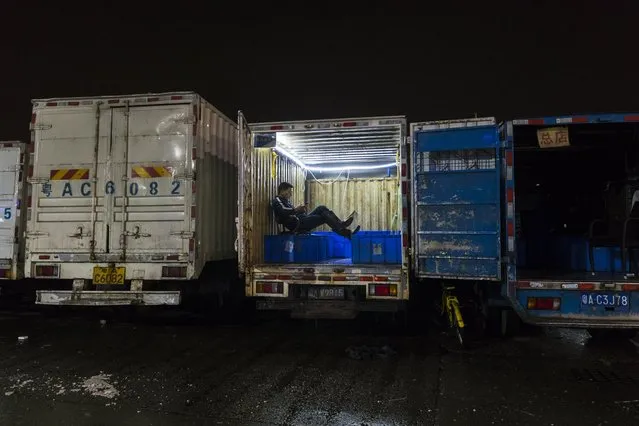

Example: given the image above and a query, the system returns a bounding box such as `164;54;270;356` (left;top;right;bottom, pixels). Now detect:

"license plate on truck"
308;286;345;300
92;267;126;285
581;293;630;311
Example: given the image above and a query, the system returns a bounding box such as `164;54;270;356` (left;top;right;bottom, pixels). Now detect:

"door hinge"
29;123;52;131
123;226;151;239
68;226;92;239
26;231;49;238
27;177;50;184
170;231;194;239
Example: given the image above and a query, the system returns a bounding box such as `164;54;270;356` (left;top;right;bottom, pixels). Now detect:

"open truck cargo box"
504;113;639;328
27;92;238;306
237;113;409;318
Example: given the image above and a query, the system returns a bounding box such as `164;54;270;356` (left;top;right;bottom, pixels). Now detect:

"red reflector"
171;95;183;100
108;99;119;104
189;239;195;252
402;233;408;247
374;285;390;296
277;275;291;280
38;255;50;260
46;102;57;107
191;207;196;218
27;196;32;208
579;283;595;291
507;188;514;203
192;182;196;194
507;221;514;237
192;148;197;160
401;163;407;177
256;281;284;294
35;265;58;277
402;207;408;219
572;116;588;123
624;115;639;122
401;181;408;194
28;166;34;178
333;276;346;281
528;119;544;125
162;266;187;278
374;276;388;282
528;297;560;310
516;281;530;288
147;97;159;102
342;122;356;127
505;151;513;166
271;125;284;130
360;276;374;282
31;113;37;124
0;269;9;279
166;255;179;261
67;101;79;106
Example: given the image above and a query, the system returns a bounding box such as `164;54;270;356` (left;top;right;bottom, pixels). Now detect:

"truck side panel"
0;142;27;280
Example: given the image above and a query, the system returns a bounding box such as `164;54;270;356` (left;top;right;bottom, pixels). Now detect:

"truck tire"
500;308;521;338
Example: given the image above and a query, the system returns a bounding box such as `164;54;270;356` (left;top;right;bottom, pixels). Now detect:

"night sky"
3;2;639;141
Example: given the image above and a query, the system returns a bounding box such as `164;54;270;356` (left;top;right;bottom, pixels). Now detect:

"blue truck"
411;113;639;340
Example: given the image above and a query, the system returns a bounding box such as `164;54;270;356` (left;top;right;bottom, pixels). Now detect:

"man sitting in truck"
272;182;360;238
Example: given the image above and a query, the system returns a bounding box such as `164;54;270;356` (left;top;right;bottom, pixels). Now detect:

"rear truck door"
110;103;193;258
411;118;502;280
237;111;253;277
30;105;105;254
0;145;20;264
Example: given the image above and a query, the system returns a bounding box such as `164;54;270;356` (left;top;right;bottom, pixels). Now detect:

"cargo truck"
411;113;639;340
28;92;238;306
0;141;28;282
237;113;410;319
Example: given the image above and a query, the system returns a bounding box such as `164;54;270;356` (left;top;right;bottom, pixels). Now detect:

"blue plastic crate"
352;231;401;264
294;234;330;263
264;235;295;264
313;232;352;259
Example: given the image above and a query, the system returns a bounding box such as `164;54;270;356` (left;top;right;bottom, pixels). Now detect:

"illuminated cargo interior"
250;118;404;266
513;122;639;281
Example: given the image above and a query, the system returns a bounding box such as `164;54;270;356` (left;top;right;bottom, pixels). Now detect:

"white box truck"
0;141;28;282
237;112;410;319
27;92;238;306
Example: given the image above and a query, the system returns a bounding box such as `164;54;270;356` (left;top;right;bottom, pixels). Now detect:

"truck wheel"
500;308;521;338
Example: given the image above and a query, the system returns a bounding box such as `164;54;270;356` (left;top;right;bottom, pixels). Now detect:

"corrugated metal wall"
308;178;400;231
250;149;305;265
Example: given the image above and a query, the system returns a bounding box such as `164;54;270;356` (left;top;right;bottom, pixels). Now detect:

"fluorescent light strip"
274;146;397;172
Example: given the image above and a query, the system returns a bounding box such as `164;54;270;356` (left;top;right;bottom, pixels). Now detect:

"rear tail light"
162;266;187;278
255;281;284;294
622;284;639;291
578;283;596;291
527;297;561;310
34;264;59;278
368;284;398;297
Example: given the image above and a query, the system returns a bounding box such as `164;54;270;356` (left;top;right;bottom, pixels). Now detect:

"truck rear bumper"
35;290;181;306
256;298;403;319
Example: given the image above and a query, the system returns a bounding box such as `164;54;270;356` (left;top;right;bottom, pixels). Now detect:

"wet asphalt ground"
2;308;639;426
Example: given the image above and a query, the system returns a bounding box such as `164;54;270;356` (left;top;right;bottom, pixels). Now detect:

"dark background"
2;1;638;141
